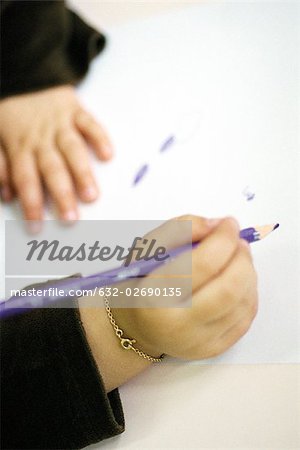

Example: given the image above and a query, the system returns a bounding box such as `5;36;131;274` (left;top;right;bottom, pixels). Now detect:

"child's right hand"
112;216;258;360
0;86;113;221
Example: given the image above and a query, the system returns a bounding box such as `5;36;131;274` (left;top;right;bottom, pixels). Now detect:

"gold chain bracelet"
103;292;164;363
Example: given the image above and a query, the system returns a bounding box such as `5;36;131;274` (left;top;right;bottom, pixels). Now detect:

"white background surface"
1;1;299;448
72;0;300;365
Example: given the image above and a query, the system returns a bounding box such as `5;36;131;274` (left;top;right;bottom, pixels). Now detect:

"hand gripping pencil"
0;224;279;319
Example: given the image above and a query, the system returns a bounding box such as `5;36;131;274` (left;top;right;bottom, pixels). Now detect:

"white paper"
2;2;299;364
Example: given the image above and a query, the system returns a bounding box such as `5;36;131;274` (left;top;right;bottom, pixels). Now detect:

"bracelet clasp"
120;338;136;349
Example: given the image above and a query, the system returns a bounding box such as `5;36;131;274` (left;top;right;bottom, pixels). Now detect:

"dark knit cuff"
0;2;106;99
1;303;125;449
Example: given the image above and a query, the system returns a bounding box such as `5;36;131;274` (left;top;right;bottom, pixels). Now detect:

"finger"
125;215;217;268
191;217;241;291
0;145;14;202
11;151;43;221
144;215;221;252
132;216;222;306
38;150;78;221
57;129;99;202
127;215;220;280
141;215;222;280
189;275;258;360
74;109;113;161
209;293;258;357
210;284;258;335
194;240;257;322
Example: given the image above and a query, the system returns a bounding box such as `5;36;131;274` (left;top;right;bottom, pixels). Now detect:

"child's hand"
112;216;258;360
0;86;113;220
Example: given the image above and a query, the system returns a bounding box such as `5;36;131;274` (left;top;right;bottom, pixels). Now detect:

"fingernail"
102;145;113;158
206;218;221;228
83;186;98;201
63;210;78;221
26;221;43;234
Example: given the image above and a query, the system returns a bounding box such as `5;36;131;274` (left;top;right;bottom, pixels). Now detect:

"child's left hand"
0;85;113;221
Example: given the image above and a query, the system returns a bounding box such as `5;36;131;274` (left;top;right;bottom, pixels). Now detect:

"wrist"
110;307;164;360
79;304;152;393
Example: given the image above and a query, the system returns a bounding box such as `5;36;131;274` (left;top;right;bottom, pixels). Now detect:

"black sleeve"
0;0;106;98
0;303;125;449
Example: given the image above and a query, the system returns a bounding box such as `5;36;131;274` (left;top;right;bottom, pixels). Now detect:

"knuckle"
240;242;252;259
0;152;7;168
75;168;92;181
13;173;32;190
230;269;243;290
23;203;41;216
242;289;258;316
219;281;236;302
18;135;31;148
250;293;259;318
204;342;224;359
58;187;74;200
28;199;41;209
38;159;48;173
38;153;60;173
0;169;7;184
20;189;42;208
225;216;240;233
196;301;215;322
12;135;35;151
251;300;259;319
58;130;77;148
195;258;215;279
63;137;77;150
235;317;252;338
76;110;91;124
10;149;31;167
221;235;239;256
175;214;195;222
47;163;64;176
252;268;258;287
88;120;101;134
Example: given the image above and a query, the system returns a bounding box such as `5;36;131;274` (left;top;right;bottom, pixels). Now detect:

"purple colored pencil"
0;224;279;319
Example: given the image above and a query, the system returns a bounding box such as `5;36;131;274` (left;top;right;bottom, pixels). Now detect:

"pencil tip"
273;223;280;231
